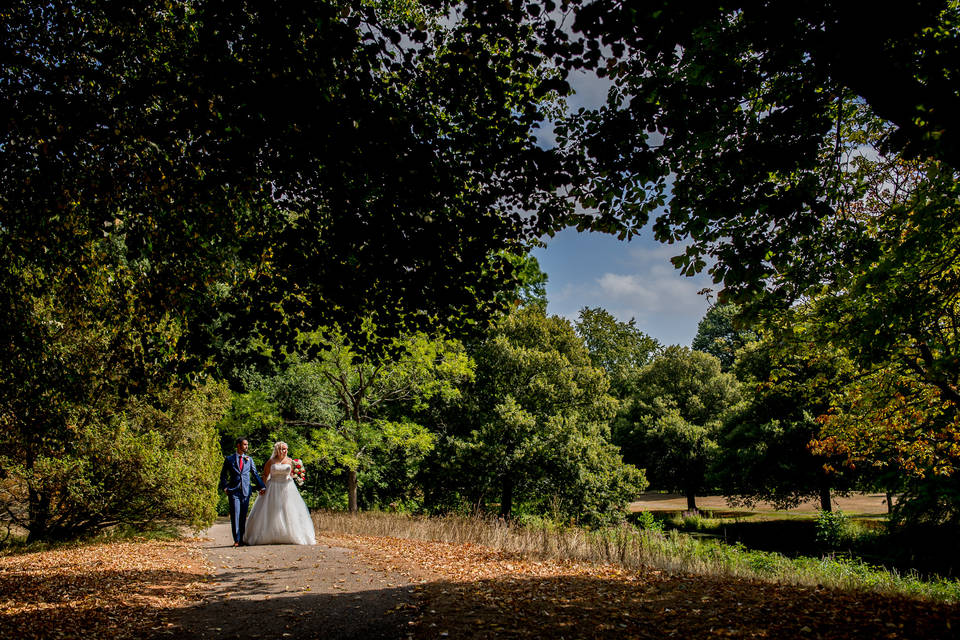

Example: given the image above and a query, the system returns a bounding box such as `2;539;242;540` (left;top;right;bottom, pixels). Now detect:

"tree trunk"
886;491;894;514
26;442;51;542
500;476;514;521
819;484;832;512
27;485;51;542
347;469;358;513
685;487;698;512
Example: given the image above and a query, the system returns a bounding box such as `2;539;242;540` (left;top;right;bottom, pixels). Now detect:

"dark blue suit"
219;453;266;544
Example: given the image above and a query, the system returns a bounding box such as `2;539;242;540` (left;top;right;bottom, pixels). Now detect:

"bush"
683;510;706;530
635;510;664;533
0;381;228;540
815;509;850;548
747;552;781;575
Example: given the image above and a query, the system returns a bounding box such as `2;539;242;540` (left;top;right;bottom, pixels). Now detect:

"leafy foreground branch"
314;511;960;604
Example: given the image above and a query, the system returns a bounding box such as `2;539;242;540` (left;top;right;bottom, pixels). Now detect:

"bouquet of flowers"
291;458;306;486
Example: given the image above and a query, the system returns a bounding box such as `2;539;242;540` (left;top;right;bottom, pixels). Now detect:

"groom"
219;437;266;547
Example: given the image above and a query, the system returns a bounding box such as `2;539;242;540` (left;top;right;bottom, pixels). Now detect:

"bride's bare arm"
262;458;273;483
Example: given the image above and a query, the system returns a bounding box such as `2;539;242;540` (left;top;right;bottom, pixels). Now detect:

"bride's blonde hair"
271;441;288;460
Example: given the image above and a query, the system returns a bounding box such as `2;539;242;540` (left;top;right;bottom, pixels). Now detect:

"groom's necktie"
237;456;244;473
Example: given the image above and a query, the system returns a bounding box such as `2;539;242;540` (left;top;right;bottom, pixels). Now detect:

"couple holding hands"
219;438;316;547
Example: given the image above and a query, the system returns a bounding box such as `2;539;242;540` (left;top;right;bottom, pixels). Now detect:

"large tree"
558;0;960;369
222;326;472;513
562;1;960;280
575;307;661;396
557;1;960;360
615;346;741;510
767;112;960;522
716;333;859;512
425;306;646;525
0;238;229;540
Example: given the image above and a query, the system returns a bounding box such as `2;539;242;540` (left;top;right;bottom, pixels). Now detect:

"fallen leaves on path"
325;533;959;640
0;538;213;639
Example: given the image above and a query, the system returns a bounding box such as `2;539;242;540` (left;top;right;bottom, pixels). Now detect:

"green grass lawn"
629;508;960;582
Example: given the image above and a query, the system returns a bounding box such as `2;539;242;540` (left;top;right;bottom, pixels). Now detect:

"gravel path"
166;520;418;640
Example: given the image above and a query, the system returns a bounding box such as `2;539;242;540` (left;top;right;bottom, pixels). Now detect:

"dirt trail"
164;520;418;640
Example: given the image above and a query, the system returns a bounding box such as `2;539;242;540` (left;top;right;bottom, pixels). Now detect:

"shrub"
747;552;781;575
635;510;664;533
815;509;850;548
682;510;706;530
0;381;228;541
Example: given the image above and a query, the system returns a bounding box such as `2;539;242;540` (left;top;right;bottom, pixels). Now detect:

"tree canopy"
558;1;960;493
223;324;471;512
575;307;660;395
717;333;859;512
1;0;580;359
692;304;757;372
1;1;585;539
7;0;960;538
560;0;960;305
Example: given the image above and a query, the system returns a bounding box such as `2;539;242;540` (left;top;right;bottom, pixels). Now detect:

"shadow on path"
162;521;417;640
417;572;959;639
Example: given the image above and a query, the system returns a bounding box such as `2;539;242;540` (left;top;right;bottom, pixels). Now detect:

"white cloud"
598;266;708;311
566;69;613;111
536;229;715;346
597;272;646;297
625;241;686;266
560;269;711;346
546;267;712;345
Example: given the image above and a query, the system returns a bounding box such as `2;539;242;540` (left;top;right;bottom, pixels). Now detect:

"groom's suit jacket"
219;453;266;499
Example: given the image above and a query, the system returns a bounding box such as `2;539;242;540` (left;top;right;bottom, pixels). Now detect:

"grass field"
629;492;892;515
626;493;960;583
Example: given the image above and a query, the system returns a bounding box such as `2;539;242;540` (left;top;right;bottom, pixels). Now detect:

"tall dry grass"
316;510;649;567
313;510;960;603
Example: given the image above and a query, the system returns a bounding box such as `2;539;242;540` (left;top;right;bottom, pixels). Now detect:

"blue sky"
532;229;714;347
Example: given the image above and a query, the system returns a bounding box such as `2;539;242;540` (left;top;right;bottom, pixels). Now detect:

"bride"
244;441;316;545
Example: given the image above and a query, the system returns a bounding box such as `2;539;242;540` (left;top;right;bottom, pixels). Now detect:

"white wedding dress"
244;462;316;545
